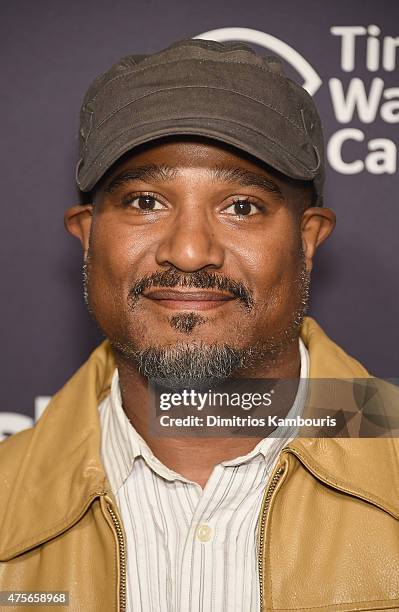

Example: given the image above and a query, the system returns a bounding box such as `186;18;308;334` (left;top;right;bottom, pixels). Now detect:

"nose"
155;210;225;272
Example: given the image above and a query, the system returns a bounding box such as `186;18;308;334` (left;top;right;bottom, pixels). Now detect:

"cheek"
88;216;150;282
85;224;141;323
89;237;124;292
245;242;304;336
231;224;302;299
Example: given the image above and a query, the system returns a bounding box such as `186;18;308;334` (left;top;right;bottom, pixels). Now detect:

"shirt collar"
100;370;186;490
221;337;309;466
99;339;309;488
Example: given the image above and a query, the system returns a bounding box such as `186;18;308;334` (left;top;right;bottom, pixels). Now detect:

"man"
0;39;398;612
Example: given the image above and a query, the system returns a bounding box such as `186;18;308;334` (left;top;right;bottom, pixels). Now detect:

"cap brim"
78;117;320;193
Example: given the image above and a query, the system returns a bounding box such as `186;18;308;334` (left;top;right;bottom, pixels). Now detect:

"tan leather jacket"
1;317;399;612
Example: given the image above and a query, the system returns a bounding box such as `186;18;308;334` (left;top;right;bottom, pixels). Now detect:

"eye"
123;194;165;211
223;198;262;217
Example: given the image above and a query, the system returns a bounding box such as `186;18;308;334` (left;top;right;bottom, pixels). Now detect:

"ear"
300;207;336;272
64;204;93;255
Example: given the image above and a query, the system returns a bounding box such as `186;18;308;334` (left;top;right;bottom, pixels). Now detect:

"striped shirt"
98;339;309;611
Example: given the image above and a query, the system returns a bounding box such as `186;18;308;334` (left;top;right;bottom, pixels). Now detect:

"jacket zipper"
105;462;284;612
107;502;127;612
257;465;285;611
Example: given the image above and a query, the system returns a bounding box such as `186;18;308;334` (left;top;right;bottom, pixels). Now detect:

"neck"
115;339;301;488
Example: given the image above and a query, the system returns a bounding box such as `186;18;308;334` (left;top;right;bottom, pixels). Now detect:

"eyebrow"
104;163;284;200
211;166;284;200
104;164;178;193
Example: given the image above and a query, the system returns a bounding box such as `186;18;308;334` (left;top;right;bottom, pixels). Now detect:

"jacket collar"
286;318;399;521
1;316;398;560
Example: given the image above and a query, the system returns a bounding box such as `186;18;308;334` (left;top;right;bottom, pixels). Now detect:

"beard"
83;250;310;389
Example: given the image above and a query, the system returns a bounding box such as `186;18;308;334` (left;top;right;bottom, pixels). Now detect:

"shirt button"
196;523;212;542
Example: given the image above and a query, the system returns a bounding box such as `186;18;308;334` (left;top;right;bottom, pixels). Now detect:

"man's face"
71;138;332;386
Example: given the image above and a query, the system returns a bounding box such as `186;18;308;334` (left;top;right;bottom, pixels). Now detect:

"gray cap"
76;38;324;205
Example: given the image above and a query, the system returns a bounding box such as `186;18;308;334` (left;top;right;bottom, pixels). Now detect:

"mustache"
128;268;254;309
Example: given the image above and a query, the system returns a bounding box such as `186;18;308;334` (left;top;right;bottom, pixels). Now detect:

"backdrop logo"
195;26;399;176
329;25;398;175
194;27;322;95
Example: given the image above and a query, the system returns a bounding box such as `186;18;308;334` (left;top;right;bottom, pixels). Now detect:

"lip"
142;289;236;311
